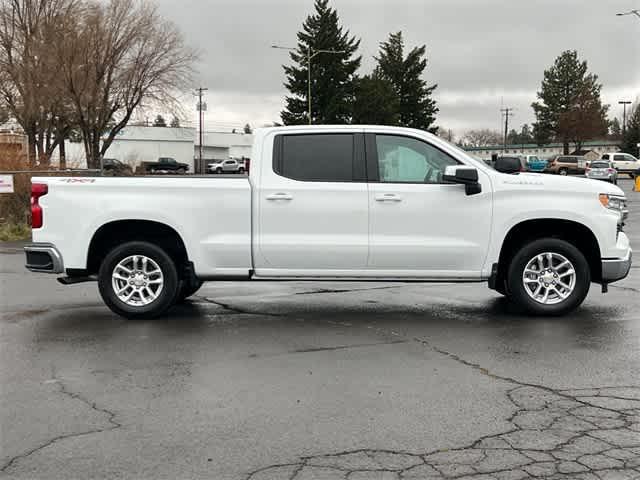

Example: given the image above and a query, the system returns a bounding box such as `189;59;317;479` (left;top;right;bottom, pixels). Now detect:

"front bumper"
602;250;632;283
24;243;64;274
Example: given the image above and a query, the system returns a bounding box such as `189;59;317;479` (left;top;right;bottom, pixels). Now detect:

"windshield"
528;156;540;162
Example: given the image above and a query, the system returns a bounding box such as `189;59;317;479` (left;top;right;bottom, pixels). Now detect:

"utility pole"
501;107;514;152
619;100;632;136
195;87;208;173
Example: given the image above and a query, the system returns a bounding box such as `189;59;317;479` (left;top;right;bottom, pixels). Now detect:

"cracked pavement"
246;386;640;480
1;180;639;479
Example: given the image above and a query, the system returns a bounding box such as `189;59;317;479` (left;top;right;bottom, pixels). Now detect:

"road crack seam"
246;326;640;479
0;377;122;473
194;295;284;316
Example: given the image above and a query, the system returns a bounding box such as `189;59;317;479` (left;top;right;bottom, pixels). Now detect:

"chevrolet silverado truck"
24;126;632;319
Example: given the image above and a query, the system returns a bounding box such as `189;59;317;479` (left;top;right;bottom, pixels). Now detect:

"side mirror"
443;166;482;195
494;157;521;174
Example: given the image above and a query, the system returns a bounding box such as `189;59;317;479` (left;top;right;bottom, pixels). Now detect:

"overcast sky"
155;0;640;136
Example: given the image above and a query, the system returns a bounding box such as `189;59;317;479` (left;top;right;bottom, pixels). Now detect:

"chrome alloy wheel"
522;252;576;305
112;255;164;307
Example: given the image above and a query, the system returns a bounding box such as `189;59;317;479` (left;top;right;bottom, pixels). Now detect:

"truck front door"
366;133;492;278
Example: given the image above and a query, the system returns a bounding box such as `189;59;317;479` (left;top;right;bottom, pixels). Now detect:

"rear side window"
274;134;356;182
601;154;609;160
614;155;626;161
559;157;577;164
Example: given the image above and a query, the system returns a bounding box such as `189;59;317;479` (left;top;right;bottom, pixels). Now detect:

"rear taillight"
608;168;615;174
31;183;48;228
586;168;591;173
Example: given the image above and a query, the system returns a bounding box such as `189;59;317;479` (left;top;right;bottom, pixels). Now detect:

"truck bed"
31;176;252;277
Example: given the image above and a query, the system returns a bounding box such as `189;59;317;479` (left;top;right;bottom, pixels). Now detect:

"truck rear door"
254;131;369;274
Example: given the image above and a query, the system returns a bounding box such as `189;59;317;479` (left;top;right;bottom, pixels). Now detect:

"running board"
57;276;96;285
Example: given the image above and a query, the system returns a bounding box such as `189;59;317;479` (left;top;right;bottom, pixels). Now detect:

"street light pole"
619;100;632;136
272;45;345;124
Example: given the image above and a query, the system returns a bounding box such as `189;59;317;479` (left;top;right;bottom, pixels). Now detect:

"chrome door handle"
266;193;293;201
375;194;402;202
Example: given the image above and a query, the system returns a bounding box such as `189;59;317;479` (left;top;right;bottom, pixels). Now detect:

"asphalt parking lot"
1;179;639;480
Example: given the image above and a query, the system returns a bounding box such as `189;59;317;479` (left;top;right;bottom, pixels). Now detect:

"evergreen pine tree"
621;104;640;157
609;118;622;139
281;0;361;125
374;31;438;133
532;50;608;154
352;74;399;125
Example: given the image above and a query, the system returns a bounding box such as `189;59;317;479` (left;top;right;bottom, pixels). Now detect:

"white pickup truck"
25;125;631;318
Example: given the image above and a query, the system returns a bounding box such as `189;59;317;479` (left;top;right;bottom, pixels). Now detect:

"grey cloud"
157;0;640;132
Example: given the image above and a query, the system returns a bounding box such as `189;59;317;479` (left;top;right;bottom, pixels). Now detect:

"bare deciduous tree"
461;129;502;148
54;0;196;168
0;0;79;165
557;88;609;153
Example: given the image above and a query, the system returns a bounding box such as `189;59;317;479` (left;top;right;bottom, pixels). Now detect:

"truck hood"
502;172;625;196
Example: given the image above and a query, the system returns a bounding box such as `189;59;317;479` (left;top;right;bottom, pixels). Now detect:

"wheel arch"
86;219;190;276
495;218;602;288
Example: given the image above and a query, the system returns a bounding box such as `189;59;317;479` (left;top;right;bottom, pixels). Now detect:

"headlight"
599;193;628;220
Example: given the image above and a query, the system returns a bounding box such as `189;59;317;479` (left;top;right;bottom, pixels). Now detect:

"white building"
51;127;254;172
196;131;253;160
104;126;196;169
464;140;621;160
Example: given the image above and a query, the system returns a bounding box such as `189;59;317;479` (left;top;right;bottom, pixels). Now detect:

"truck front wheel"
98;241;179;319
506;238;590;316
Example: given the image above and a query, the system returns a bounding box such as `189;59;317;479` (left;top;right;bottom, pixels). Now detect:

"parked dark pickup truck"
145;157;190;174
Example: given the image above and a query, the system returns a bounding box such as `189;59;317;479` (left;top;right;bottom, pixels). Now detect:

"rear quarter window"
274;134;356;182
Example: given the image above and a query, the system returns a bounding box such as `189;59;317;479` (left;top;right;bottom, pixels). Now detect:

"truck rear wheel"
98;241;179;319
506;238;590;316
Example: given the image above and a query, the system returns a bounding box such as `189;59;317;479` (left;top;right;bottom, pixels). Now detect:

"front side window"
376;135;458;183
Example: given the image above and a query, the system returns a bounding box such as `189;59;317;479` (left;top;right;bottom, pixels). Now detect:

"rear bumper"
602;250;632;283
24;243;64;274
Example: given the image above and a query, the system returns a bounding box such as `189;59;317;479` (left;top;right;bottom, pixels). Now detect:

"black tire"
238;167;245;174
177;167;186;174
176;279;204;303
506;238;590;316
559;168;568;176
98;241;179;319
216;167;222;174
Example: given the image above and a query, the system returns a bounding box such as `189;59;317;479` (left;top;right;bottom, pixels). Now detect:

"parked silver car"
208;158;246;174
585;160;617;184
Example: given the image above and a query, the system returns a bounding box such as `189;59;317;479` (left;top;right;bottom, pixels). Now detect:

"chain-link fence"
0;150;101;240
